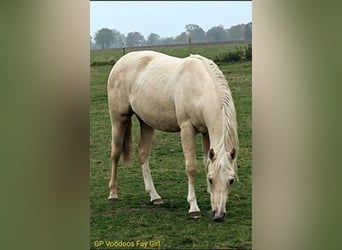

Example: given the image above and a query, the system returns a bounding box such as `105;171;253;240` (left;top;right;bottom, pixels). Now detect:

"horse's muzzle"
211;211;226;221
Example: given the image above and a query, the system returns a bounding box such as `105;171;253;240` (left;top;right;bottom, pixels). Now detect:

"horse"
107;50;239;221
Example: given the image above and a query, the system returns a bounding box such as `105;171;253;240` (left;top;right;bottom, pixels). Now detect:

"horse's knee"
186;165;197;177
111;147;121;160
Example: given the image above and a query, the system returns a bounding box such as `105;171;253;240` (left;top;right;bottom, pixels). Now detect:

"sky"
90;1;252;39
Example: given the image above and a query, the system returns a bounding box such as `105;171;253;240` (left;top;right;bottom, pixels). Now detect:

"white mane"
189;54;239;176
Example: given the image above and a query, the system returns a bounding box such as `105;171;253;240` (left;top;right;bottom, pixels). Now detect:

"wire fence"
90;40;252;52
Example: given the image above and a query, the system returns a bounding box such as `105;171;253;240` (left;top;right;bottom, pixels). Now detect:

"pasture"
90;44;252;249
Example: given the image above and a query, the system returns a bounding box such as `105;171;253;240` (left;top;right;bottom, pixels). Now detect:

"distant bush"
90;60;108;66
213;45;252;63
245;44;252;61
108;58;117;65
90;58;116;66
215;47;244;63
227;47;244;62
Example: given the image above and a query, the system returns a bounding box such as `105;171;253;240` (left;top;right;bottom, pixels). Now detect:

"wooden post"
122;42;126;55
188;37;192;54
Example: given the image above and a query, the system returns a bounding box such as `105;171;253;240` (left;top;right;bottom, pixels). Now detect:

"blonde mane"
189;54;239;176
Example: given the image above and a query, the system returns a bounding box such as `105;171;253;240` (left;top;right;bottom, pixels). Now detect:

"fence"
90;40;252;52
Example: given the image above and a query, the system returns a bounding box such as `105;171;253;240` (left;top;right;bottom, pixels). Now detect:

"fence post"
188;37;192;54
122;42;126;55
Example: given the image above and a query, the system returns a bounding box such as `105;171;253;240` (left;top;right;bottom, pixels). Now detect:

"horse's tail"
122;117;132;165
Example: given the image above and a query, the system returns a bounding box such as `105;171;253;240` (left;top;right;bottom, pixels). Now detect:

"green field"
90;44;252;249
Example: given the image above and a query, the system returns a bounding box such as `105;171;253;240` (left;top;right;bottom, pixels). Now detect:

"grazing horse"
107;50;238;221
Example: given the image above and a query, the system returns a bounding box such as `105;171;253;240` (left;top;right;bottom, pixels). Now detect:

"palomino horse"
107;50;239;221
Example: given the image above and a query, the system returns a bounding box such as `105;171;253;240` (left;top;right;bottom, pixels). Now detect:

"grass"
90;44;251;249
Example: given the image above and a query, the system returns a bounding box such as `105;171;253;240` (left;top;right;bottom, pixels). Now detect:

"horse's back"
107;51;216;133
108;51;180;94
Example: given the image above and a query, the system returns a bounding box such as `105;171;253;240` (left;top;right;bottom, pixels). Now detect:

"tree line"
91;22;252;50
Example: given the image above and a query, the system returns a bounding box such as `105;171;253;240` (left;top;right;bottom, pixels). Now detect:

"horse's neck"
207;112;226;150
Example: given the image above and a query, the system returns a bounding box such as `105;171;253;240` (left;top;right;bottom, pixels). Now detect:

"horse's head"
206;147;237;221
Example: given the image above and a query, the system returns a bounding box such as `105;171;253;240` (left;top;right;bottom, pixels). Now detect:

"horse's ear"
209;148;216;161
229;148;236;160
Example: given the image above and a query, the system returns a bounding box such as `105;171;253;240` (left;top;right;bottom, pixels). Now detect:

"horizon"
90;1;252;40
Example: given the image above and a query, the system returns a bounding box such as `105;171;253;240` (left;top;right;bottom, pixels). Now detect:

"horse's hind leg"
137;118;163;204
108;117;130;202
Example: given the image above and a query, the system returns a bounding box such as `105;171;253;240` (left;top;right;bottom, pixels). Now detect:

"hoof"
189;211;201;219
108;198;118;203
213;216;225;222
151;198;163;205
211;211;226;222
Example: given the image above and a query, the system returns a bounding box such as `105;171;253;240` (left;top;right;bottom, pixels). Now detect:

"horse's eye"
208;178;213;184
229;179;235;186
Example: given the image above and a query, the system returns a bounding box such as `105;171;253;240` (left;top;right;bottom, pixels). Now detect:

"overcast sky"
90;1;252;39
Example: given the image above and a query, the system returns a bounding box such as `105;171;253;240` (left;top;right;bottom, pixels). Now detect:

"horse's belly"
130;97;180;132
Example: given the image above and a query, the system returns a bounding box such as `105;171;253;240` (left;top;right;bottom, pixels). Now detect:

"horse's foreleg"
202;133;210;173
202;133;211;194
180;122;201;218
138;120;162;204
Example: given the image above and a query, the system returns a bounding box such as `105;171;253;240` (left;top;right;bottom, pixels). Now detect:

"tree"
227;24;246;41
185;24;200;33
146;33;160;46
174;32;188;44
111;29;125;48
244;22;252;41
126;32;145;47
159;37;175;45
205;25;228;42
90;35;93;49
185;24;205;43
190;28;205;42
94;28;115;49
